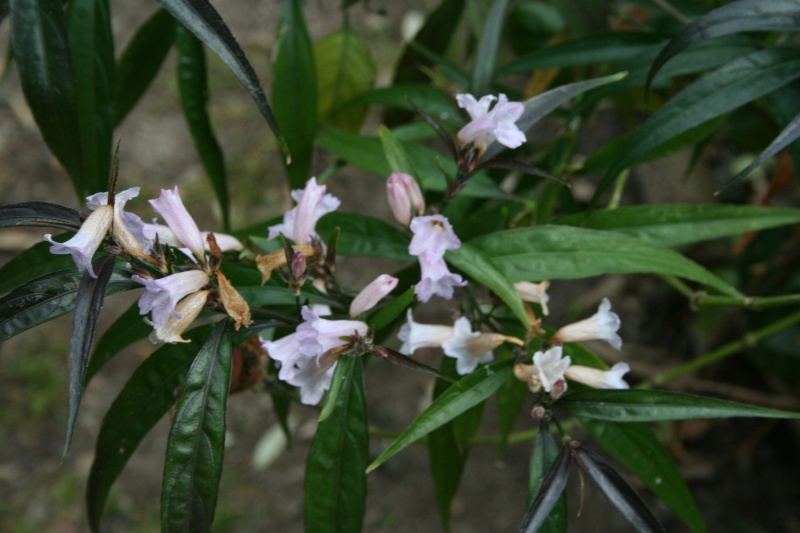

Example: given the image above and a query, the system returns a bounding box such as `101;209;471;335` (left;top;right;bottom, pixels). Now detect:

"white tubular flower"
149;289;210;344
349;274;399;317
141;224;243;255
149;186;206;261
553;297;622;350
514;281;550;316
415;254;467;303
565;362;630;390
44;205;113;278
133;270;210;329
408;215;461;261
87;187;153;257
287;348;341;406
386;172;425;226
397;310;455;355
268;177;340;244
533;346;572;394
442;317;523;375
456;93;526;152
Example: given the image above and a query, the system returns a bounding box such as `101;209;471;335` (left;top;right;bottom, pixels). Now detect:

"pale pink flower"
397;310;455;355
386;172;425;226
415;254;466;303
349;274;399;317
408;215;461;261
268;177;340;244
133;270;210;328
441;317;503;375
149;186;206;261
456;93;526;152
148;289;210;344
553;298;622;350
44;205;113;278
86;187;152;255
141;224;243;255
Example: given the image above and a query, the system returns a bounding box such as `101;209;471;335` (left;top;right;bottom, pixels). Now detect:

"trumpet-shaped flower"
386;172;425;226
565;362;630;390
456;93;526;152
268;177;340;244
442;317;522;375
142;223;243;254
133;270;210;328
415;254;467;303
87;187;153;256
149;289;211;344
553;298;622;350
149;186;206;261
514;281;550;316
350;274;399;317
533;346;572;393
45;205;113;278
408;215;461;261
397;310;455;355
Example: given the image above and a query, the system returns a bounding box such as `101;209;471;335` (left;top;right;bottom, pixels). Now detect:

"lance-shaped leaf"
560;389;800;422
0;201;82;231
115;8;175;125
446;242;530;328
367;360;513;473
555;204;800;247
305;356;368;533
580;419;706;533
594;48;800;205
85;301;153;382
526;421;567;532
155;0;288;156
67;0;115;195
647;0;800;90
518;443;571;533
481;72;627;161
379;125;418;179
469;225;742;297
175;24;230;229
0;241;76;295
273;0;316;189
576;446;666;533
472;0;509;95
10;0;85;197
87;329;206;532
0;266;139;342
64;255;116;455
161;320;232;532
315;212;412;260
368;286;415;333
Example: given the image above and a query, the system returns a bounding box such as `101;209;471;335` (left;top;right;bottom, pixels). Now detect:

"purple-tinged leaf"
527;421;567;532
518;443;571;533
85;301;152;382
0;201;82;231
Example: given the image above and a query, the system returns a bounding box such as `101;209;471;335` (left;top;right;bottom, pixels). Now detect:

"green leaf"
647;0;800;89
315;212;412;260
367;360;513;473
161;320;232;532
555;204;800;247
86;328;206;532
469;226;743;297
305;356;368;533
273;0;316;189
579;419;706;533
0;241;76;295
0;201;82;231
520;444;570;533
114;8;175;125
560;389;800;422
345;83;459;123
175;24;230;229
368;286;414;333
315;27;375;132
156;0;288;156
378;125;418;180
528;422;567;532
472;0;509;95
67;0;115;195
595;48;800;205
446;242;530;327
0;266;139;342
10;0;85;197
85;301;152;382
64;255;115;455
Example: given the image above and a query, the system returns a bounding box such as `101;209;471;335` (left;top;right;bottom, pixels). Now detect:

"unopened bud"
349;274;399;317
386;172;425;226
291;251;307;281
550;379;567;400
531;405;548;420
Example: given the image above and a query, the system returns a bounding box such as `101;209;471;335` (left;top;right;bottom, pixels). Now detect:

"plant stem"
661;275;800;310
606;169;628;210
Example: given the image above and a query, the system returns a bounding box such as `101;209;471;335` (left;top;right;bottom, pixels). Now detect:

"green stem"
606;169;628;210
661;275;800;310
648;308;800;386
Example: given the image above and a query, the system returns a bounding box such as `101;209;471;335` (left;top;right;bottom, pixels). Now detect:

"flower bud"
349;274;399;317
386;172;425;226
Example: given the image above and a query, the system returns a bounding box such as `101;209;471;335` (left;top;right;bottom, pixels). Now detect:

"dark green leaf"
368;286;414;332
0;266;139;342
114;8;175;125
469;226;742;297
315;27;375;132
580;419;706;533
527;421;567;532
0;241;76;295
305;356;368;533
345;84;459;123
273;0;316;189
10;0;85;197
379;125;418;179
519;444;570;533
85;301;152;382
561;389;800;422
87;328;206;532
65;255;115;455
315;212;412;260
175;24;230;229
0;201;82;231
67;0;115;195
161;320;232;532
495;359;528;455
555;204;800;247
576;446;666;533
472;0;509;95
446;242;530;327
156;0;288;156
367;360;513;473
647;0;800;89
595;49;800;205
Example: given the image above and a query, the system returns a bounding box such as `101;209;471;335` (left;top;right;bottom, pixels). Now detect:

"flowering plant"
2;1;800;532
